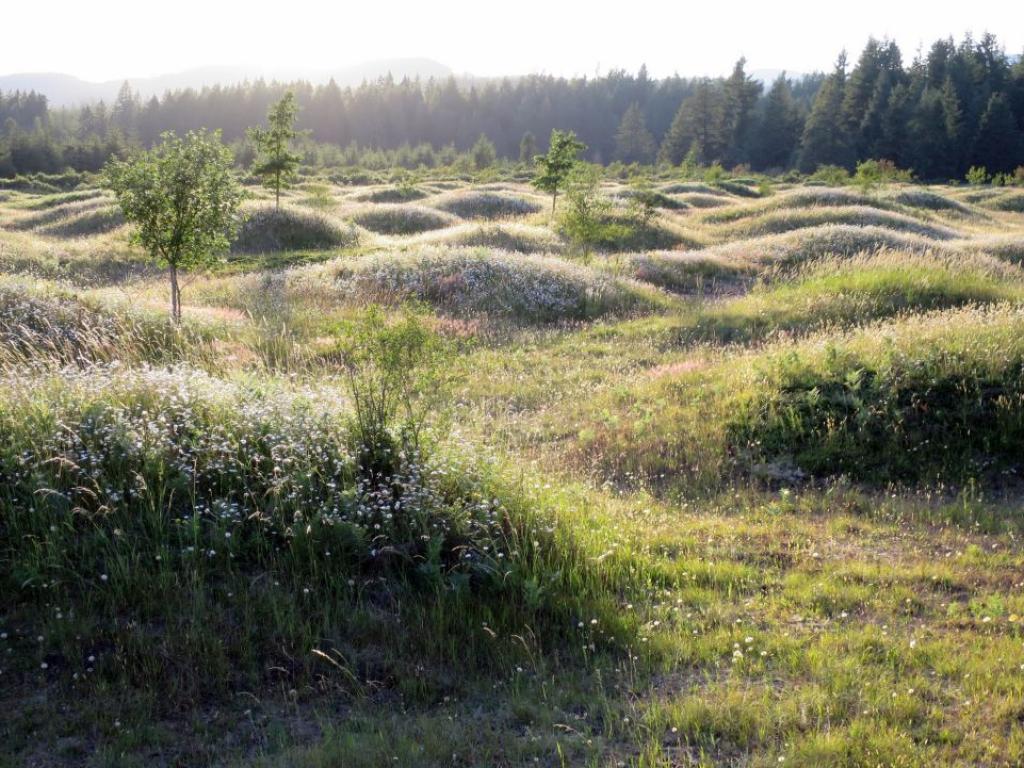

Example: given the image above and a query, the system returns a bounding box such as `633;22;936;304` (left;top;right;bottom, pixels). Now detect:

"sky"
3;0;1022;81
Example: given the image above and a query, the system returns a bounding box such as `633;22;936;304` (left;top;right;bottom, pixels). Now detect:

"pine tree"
973;92;1023;173
248;91;301;211
471;133;497;169
659;80;726;166
752;75;802;170
613;103;656;164
519;131;537;164
722;58;763;166
798;54;853;172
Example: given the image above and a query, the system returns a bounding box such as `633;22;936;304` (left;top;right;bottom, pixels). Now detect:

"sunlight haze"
5;0;1023;81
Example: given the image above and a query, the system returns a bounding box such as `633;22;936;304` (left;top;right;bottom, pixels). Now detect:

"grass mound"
413;222;565;253
9;189;107;210
232;206;361;253
0;366;622;710
433;191;543;219
614;188;689;210
678;193;733;208
354;185;429;203
690;251;1024;343
660;182;730;196
619;251;748;293
715;205;960;240
682;224;941;275
581;306;1024;489
350;204;459;235
334;246;666;323
888;188;974;214
36;205;125;237
970;236;1024;264
0;278;204;366
976;189;1024;213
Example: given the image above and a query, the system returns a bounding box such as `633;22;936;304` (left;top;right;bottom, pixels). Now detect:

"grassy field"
2;175;1024;767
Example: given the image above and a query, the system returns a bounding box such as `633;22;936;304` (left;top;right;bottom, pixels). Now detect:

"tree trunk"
275;170;281;211
169;263;181;324
551;191;557;215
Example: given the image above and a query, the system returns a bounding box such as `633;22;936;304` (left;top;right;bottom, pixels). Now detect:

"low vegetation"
3;165;1024;766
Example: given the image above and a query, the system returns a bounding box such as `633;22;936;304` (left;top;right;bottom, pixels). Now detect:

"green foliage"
471;133;497;170
853;159;913;192
248;91;302;210
104;129;243;321
809;164;851;185
532;129;586;213
558;163;618;258
614;103;656;164
519;131;537;164
625;176;659;230
334;306;439;478
966;166;991;185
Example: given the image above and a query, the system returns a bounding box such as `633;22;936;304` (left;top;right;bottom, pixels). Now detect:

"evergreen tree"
248;91;301;210
519;131;537;165
973;92;1023;173
798;54;853;172
659;80;726;165
470;133;497;169
752;75;802;170
722;58;763;166
613;103;656;164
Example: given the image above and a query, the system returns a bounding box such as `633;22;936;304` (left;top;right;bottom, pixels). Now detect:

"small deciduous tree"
532;129;586;214
248;91;301;210
559;163;614;259
105;129;244;323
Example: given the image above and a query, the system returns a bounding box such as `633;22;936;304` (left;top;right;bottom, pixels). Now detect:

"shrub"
809;165;850;186
966;166;990;185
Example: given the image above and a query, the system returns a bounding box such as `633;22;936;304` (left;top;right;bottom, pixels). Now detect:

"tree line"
2;32;1023;180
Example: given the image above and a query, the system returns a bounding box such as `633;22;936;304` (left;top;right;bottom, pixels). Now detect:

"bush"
809;165;850;186
966;166;990;185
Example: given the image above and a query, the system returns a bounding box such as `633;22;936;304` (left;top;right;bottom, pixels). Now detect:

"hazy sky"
4;0;1022;81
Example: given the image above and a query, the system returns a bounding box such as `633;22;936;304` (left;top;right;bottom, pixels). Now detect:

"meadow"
2;170;1024;767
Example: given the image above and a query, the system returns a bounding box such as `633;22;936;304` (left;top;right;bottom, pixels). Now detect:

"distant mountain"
0;58;455;106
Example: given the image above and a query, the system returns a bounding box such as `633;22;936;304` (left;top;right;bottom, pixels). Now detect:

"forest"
2;32;1023;180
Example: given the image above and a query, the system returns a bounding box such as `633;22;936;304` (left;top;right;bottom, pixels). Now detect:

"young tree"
614;103;656;164
532;129;586;214
471;133;497;169
559;163;613;259
105;130;244;323
248;91;301;210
